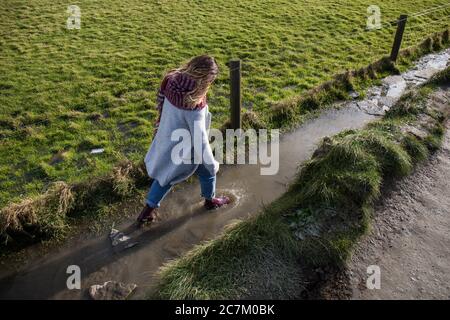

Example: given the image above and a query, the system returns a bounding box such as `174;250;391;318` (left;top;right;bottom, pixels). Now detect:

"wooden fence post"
229;59;241;130
390;14;408;62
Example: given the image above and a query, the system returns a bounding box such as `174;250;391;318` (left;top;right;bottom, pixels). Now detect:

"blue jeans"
146;164;216;208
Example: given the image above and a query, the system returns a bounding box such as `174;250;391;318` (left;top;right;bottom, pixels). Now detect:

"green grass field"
1;0;449;208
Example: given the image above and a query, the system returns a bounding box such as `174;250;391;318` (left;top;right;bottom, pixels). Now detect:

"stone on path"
383;76;407;100
399;125;429;140
89;281;137;300
357;99;385;116
110;228;138;251
414;68;439;80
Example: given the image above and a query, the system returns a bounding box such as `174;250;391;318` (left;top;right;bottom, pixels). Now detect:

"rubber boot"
204;196;231;210
136;204;156;226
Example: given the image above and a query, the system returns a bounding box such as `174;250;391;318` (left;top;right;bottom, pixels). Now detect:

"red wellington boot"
204;196;231;210
136;204;157;226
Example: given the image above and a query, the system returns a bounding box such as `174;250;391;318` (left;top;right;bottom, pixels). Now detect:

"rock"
294;230;305;240
431;92;448;105
305;224;320;237
357;99;385;115
417;114;436;129
429;90;450;115
378;96;396;108
382;75;404;86
385;78;407;100
400;125;428;140
110;228;138;251
349;91;360;99
367;86;382;97
414;68;439;80
427;54;449;69
90;148;105;154
89;281;137;300
312;136;333;158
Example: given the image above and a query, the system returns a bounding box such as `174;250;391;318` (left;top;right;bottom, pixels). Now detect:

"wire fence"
1;3;450;140
407;13;450;32
386;2;450;25
333;2;450;39
403;13;450;46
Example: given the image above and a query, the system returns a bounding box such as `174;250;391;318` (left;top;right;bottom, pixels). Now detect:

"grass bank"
2;0;450;209
0;160;148;252
153;67;450;299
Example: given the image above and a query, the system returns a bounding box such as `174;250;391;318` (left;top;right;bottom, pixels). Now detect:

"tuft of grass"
385;90;428;118
430;64;450;85
424;123;446;151
402;134;429;163
0;160;149;251
241;110;267;130
0;182;74;245
291;140;382;207
355;131;413;177
270;97;301;128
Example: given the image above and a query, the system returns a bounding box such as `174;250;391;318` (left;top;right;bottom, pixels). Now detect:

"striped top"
155;72;207;127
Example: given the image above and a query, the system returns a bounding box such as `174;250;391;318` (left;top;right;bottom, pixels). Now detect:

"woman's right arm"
154;76;169;135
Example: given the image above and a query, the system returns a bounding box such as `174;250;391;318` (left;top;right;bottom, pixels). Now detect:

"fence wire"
2;4;450;140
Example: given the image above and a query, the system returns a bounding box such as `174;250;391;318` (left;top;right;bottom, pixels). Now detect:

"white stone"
89;281;137;300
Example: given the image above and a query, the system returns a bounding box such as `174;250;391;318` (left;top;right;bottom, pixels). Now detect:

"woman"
137;55;230;226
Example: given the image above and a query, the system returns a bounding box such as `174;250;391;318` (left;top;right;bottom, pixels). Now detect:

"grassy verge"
0;160;148;253
1;28;449;254
153;67;449;299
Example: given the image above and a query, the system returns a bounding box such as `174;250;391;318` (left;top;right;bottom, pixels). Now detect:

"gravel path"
347;118;450;299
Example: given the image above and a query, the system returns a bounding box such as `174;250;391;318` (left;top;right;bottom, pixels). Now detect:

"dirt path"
345;122;450;300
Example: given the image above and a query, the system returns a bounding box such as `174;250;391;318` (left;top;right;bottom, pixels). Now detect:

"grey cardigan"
144;98;219;187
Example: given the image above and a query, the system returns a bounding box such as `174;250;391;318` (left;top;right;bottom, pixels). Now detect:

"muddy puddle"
0;48;448;300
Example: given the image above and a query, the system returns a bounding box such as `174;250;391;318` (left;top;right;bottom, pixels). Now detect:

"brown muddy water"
0;107;375;299
1;48;448;299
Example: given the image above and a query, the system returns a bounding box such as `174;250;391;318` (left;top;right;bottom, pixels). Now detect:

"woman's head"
171;55;219;107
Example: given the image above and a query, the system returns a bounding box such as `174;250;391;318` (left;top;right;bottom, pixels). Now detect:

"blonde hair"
167;55;219;108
